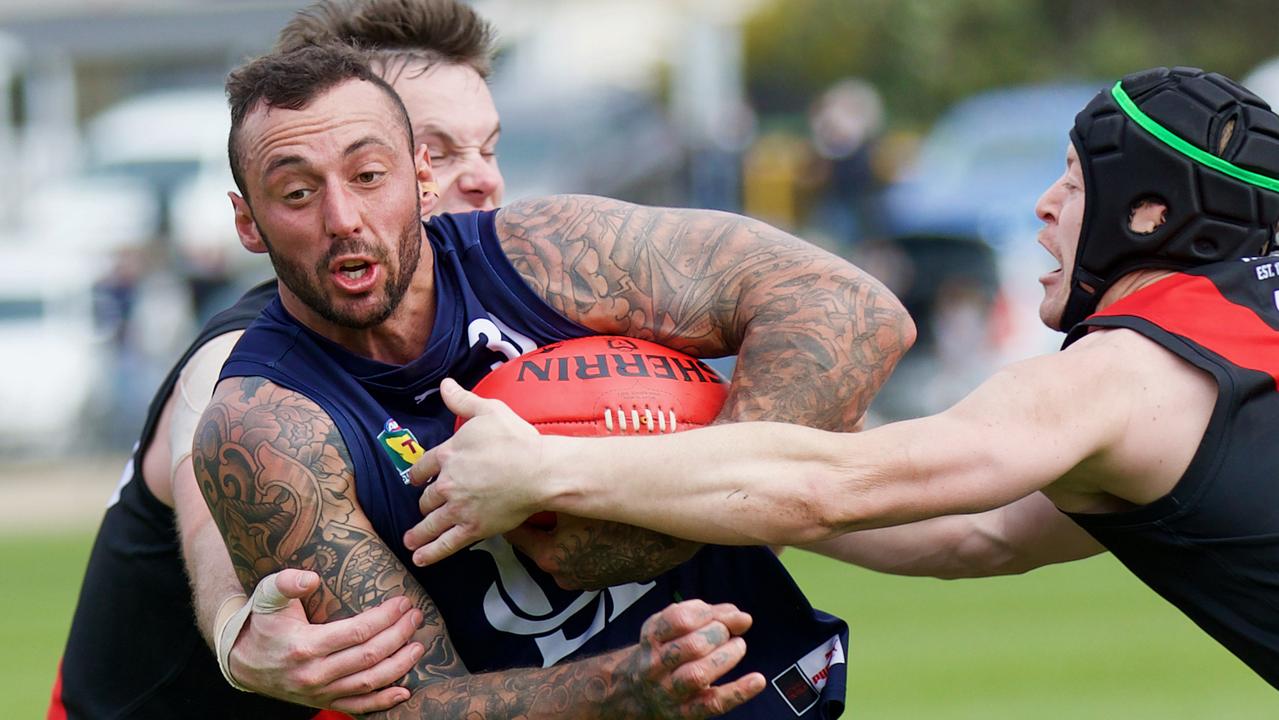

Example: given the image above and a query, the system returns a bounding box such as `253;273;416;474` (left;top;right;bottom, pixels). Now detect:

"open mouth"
330;257;380;293
1039;266;1063;286
339;259;369;280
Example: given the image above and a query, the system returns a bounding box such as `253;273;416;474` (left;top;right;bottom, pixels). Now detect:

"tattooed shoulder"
193;377;425;624
494;195;748;352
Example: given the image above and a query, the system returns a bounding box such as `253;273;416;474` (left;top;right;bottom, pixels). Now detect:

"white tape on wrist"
215;572;292;692
214;592;251;691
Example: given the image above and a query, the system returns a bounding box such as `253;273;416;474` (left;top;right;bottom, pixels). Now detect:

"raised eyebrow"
345;135;396;158
261;137;393;181
263;154;306;180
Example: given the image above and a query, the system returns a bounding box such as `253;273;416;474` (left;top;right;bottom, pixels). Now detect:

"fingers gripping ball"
457;336;728;530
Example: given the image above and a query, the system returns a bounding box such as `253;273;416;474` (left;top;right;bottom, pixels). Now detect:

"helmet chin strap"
1060;267;1103;332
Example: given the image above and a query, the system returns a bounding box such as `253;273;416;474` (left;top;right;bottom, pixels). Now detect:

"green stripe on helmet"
1111;80;1279;193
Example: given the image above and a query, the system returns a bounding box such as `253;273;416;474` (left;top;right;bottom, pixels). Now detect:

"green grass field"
4;531;1274;718
2;532;94;719
781;550;1277;718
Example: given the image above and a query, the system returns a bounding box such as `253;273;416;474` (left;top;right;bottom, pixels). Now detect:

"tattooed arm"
196;376;763;719
456;197;912;583
503;514;700;591
496;195;913;430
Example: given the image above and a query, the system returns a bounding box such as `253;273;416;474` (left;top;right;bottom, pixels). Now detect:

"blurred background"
2;0;1278;716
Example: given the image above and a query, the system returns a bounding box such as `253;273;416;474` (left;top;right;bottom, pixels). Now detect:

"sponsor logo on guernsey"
376;419;425;484
771;634;846;716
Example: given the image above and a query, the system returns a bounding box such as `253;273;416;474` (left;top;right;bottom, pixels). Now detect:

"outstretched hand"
226;568;425;714
404;378;552;566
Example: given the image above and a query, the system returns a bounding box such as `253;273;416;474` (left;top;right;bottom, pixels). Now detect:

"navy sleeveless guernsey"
222;210;849;718
1066;257;1279;689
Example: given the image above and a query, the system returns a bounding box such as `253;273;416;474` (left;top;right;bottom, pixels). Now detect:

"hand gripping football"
459;335;728;528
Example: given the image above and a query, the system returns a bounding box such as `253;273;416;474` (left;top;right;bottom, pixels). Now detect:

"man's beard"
262;214;423;330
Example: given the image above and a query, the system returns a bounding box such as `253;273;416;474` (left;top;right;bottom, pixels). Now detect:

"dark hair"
225;43;414;199
275;0;497;81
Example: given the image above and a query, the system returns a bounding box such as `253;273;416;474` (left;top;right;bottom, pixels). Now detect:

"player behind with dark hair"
276;0;503;214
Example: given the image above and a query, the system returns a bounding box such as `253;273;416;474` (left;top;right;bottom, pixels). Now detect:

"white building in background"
0;0;763;241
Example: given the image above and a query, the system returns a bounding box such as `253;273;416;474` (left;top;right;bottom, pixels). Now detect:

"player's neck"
1095;268;1177;313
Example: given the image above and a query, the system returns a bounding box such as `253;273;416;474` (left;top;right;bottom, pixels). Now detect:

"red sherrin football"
459;335;728;528
466;336;728;436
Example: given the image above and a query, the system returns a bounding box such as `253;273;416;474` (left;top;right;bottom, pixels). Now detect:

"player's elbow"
934;519;1035;580
886;299;917;358
861;277;917;366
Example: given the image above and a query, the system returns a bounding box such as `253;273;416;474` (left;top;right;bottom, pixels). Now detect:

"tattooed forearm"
382;604;748;720
193;378;462;687
497;195;915;433
386;651;618;718
551;522;698;590
514;519;700;590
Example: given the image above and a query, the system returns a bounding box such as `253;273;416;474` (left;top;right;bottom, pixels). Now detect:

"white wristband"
214;572;293;692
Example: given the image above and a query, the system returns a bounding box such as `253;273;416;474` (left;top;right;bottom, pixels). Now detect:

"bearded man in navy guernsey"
193;44;914;718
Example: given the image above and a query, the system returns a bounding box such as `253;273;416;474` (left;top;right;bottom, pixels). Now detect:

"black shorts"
51;476;323;719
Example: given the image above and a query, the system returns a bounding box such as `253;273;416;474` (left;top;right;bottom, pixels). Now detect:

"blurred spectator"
90;242;196;447
742;131;808;229
686;99;755;213
806;78;886;251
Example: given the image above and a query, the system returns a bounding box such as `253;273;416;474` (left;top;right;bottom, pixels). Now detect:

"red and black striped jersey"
1066;256;1279;689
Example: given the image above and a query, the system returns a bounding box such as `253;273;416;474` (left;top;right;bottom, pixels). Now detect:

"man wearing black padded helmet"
409;67;1279;689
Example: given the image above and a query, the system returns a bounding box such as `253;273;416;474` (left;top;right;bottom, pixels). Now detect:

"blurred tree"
745;0;1279;126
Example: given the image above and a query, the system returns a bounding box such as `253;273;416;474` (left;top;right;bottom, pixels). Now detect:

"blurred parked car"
0;247;107;452
1243;56;1279;107
495;84;684;204
860;233;1023;421
869;82;1102;421
882;83;1099;243
27;87;268;316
